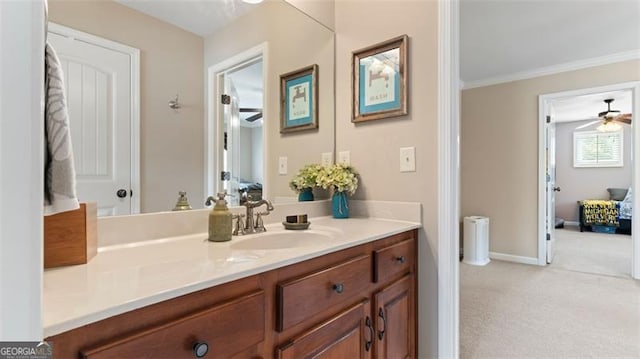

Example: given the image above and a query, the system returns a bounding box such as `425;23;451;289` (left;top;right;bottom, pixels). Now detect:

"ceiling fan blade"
598;110;620;118
244;112;263;122
613;113;632;125
575;120;600;130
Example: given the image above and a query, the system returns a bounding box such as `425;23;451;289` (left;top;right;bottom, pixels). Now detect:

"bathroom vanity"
44;215;419;358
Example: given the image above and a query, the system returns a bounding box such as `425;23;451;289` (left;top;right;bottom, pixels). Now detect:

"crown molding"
462;49;640;90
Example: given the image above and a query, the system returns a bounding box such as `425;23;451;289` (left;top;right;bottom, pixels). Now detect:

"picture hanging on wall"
352;35;408;123
280;64;318;133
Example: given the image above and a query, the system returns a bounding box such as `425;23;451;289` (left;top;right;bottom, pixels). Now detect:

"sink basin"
230;231;332;250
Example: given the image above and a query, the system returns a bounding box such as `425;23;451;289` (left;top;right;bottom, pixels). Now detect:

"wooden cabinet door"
373;274;415;359
276;300;374;359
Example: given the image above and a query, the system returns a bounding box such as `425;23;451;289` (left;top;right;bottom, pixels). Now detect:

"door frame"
47;23;141;214
538;81;640;279
205;42;268;200
437;0;461;357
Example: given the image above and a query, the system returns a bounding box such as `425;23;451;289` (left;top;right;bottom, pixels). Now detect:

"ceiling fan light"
597;121;621;133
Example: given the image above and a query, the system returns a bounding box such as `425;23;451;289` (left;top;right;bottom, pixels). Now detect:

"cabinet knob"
193;342;209;358
332;283;344;294
396;256;406;264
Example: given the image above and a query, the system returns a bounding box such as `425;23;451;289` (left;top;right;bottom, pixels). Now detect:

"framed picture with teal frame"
280;64;318;133
352;35;408;123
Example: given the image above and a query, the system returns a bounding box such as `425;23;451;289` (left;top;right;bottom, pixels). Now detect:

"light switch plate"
278;156;288;175
400;147;416;172
338;151;351;165
321;152;333;167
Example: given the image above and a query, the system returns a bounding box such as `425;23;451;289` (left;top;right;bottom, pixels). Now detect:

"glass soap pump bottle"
208;192;232;242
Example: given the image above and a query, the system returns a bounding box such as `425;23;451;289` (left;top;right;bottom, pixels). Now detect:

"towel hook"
168;93;181;110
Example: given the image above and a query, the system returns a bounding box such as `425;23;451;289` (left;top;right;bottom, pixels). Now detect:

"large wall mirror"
47;0;335;215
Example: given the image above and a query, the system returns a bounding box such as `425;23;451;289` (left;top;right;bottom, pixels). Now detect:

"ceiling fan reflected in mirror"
240;108;263;123
575;98;632;132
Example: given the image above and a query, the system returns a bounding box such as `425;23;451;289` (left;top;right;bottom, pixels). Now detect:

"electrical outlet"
321;152;333;166
400;147;416;172
338;151;351;165
278;156;288;175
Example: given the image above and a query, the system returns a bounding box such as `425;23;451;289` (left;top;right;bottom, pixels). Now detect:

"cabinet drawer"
277;255;371;332
373;238;414;283
81;290;265;359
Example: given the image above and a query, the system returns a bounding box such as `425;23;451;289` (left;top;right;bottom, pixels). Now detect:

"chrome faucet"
241;199;274;234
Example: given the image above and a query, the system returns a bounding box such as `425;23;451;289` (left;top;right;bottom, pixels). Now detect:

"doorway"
539;82;640;279
206;44;267;206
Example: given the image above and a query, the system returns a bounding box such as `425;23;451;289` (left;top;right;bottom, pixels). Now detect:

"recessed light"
242;0;264;4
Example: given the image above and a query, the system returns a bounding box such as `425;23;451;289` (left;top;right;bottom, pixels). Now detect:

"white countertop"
43;216;420;337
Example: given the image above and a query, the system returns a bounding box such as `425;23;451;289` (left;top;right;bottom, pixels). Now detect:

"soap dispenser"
172;191;192;211
208;192;232;242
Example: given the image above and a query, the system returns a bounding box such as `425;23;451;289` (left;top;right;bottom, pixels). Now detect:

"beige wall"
204;0;335;199
461;60;640;258
48;0;204;213
334;1;439;357
285;0;335;30
555;120;632;222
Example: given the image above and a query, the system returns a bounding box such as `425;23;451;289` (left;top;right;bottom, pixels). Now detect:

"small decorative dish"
282;221;311;230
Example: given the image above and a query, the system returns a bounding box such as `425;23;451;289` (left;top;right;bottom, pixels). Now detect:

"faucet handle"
254;213;266;232
233;214;245;236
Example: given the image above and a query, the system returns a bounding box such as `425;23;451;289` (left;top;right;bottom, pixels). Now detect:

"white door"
546;120;558;263
48;32;132;216
222;78;241;206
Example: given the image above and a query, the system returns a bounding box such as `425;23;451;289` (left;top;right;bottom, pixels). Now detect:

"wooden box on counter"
44;202;97;269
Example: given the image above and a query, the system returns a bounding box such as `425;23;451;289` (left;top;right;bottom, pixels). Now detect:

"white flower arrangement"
316;164;359;195
289;164;324;193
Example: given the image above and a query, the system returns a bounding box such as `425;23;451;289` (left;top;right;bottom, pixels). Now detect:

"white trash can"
463;216;490;266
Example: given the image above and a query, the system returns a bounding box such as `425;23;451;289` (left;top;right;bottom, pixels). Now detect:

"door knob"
116;189;128;198
553;187;561;192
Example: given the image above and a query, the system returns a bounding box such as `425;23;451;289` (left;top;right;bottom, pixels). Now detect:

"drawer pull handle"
396;256;406;264
365;316;374;351
193;342;209;358
378;308;386;340
332;283;344;294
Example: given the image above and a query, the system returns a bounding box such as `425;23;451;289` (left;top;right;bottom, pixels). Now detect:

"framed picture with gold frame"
280;64;318;133
352;35;408;123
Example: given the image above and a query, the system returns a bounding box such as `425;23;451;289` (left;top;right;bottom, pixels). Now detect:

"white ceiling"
115;0;258;36
550;89;632;123
461;0;640;83
229;60;263;127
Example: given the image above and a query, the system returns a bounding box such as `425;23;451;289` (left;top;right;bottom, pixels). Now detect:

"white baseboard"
564;221;580;227
489;252;539;265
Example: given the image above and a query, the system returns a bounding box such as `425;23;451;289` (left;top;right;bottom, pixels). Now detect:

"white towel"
44;42;80;215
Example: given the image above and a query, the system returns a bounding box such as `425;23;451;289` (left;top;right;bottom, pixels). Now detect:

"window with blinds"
573;130;623;168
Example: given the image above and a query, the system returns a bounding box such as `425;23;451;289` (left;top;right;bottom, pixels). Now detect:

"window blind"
573;130;623;168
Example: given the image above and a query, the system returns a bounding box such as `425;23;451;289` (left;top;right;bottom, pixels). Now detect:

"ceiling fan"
240;107;263;122
575;98;632;131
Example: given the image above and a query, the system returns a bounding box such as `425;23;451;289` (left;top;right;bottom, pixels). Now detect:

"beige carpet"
461;261;640;359
552;227;632;278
